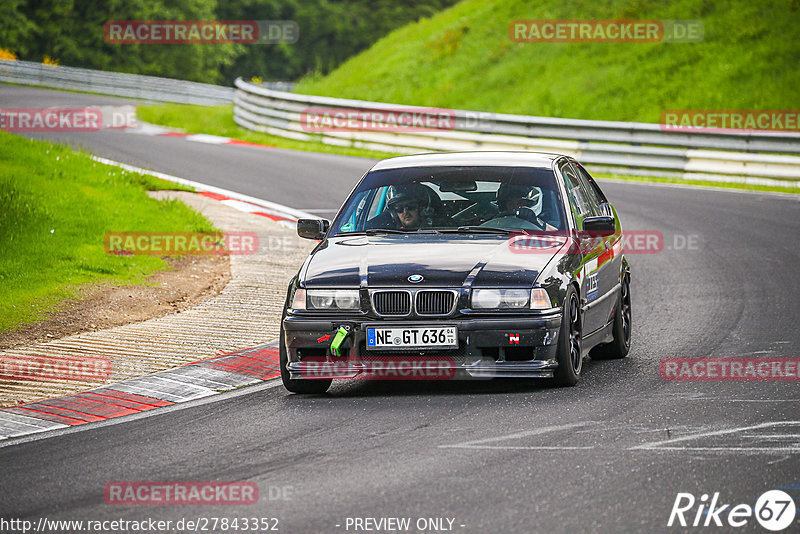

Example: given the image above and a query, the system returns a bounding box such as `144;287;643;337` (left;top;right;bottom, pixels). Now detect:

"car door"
559;161;606;335
572;162;621;333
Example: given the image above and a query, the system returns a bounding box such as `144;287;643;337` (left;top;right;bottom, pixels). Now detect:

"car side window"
561;163;594;227
572;163;609;215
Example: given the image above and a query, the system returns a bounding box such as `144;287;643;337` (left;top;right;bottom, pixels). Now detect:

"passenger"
494;183;557;231
496;183;537;214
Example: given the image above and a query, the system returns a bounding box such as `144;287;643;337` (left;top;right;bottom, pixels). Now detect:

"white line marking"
90;156;319;221
441;445;595;451
0;411;68;430
439;422;596;450
3;425;61;439
147;374;218;392
718;399;800;403
738;434;800;439
185;134;231;144
221;199;269;213
637;447;800;453
0;419;47;432
124;123;174;136
160;367;254;390
767;456;794;465
98;383;183;402
632;421;800;450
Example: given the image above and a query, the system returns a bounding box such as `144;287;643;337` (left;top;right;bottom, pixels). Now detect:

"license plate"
366;326;458;350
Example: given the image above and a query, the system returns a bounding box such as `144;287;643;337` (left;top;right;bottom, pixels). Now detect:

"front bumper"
283;314;562;380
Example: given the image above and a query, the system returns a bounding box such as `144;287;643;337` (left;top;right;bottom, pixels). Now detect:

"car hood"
302;234;568;288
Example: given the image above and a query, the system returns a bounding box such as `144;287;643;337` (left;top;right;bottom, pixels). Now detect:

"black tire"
590;273;631;360
553;286;582;386
280;327;331;394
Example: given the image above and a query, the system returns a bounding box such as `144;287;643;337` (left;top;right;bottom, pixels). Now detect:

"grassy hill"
295;0;800;123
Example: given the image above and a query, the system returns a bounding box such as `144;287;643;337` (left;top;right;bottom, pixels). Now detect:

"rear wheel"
553;287;582;386
280;327;331;394
590;273;631;360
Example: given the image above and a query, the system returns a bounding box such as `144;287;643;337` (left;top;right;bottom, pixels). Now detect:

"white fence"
233;77;800;186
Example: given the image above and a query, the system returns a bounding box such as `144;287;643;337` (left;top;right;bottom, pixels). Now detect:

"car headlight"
305;289;360;310
472;289;529;309
471;288;553;310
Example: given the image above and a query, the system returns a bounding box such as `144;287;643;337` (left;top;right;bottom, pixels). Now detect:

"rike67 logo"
668;490;796;531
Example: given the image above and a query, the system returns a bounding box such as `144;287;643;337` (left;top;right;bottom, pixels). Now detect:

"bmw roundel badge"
408;274;424;283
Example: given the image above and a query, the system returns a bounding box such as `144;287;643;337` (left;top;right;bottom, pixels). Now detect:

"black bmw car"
280;152;631;393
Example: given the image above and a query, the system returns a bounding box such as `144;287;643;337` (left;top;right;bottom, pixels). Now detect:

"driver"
384;183;430;230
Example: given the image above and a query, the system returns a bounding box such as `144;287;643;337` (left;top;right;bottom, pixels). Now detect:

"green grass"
0;132;212;333
136;103;398;160
296;0;799;122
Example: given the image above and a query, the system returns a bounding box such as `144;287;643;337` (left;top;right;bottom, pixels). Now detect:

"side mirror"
297;218;330;240
581;216;615;237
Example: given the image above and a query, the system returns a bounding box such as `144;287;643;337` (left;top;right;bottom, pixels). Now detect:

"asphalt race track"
2;86;799;533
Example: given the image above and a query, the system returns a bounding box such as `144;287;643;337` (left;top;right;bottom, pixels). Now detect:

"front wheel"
590;273;631;360
553;287;582;386
280;327;331;394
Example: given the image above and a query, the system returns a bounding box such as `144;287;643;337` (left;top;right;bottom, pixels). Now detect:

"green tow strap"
330;326;350;357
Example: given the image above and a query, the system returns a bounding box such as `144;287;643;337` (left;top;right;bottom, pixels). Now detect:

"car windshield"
331;166;566;234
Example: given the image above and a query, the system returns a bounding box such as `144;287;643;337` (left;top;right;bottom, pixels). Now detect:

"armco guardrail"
0;60;293;105
0;59;234;105
233;78;800;184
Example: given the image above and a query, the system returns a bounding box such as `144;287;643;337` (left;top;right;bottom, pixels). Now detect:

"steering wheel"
513;206;548;231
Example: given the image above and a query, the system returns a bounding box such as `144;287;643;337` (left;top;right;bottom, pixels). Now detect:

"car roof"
370;151;565;171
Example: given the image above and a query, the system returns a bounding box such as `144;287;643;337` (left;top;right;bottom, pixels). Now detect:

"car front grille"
416;290;456;315
372;291;411;315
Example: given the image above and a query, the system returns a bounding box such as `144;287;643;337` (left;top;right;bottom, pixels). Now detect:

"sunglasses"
393;203;420;213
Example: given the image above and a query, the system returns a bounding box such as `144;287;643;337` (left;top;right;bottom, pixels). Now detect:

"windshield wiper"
332;229;408;236
363;228;406;235
363;228;441;235
441;226;515;234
